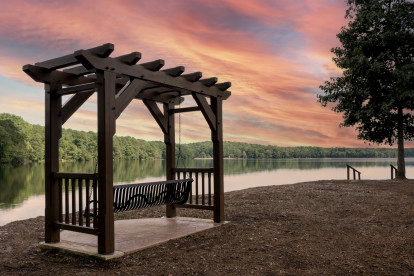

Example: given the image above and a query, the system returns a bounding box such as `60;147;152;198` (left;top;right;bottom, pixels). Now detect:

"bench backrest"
113;179;193;212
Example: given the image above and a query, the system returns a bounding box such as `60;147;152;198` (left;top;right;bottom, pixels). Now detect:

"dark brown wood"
195;172;199;204
85;180;91;227
164;103;176;217
53;172;99;180
93;179;98;227
24;44;233;254
23;64;96;86
55;222;99;235
61;91;94;124
215;82;231;91
58;179;63;223
97;70;116;254
173;168;214;173
212;96;224;222
170;106;201;114
202;172;205;205
78;179;83;226
193;93;216;131
391;164;398;180
143;100;168;135
208;172;212;205
140;59;165;71
36;43;114;70
137;90;184;105
346;165;361;180
200;77;218;87
65;180;69;224
115;79;147;119
163;66;185;77
58;83;96;96
74;50;231;99
71;179;76;224
117;52;142;65
182;72;202;82
44;81;62;243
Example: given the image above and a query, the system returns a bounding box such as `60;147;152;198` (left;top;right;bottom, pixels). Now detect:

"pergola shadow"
24;43;231;255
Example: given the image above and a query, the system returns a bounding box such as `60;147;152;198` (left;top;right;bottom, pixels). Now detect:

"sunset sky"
0;0;379;148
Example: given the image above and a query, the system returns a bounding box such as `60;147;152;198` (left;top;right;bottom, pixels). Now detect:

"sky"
0;0;378;148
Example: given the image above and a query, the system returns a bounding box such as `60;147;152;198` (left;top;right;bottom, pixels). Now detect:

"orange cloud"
0;1;381;148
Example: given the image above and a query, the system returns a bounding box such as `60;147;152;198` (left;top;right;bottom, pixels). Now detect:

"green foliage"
0;113;409;166
319;0;414;145
0;113;32;165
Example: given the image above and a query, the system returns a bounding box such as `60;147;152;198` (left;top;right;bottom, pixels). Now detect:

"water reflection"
0;158;412;226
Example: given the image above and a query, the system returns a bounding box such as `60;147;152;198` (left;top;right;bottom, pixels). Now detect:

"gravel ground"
0;179;413;275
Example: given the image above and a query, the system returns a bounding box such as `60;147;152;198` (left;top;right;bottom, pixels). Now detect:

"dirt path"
0;180;413;275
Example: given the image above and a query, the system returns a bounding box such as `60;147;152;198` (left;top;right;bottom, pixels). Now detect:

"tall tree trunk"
397;105;406;179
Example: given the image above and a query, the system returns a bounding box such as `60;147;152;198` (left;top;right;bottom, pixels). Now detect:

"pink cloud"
0;0;386;148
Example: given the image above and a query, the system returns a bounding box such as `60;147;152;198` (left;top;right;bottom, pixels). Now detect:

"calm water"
1;158;413;226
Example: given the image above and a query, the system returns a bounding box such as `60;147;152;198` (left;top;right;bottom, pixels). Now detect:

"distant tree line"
1;113;412;166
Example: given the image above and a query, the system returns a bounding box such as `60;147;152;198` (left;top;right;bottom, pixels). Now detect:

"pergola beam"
58;83;96;96
74;50;231;99
35;43;114;70
170;106;201;114
23;64;96;86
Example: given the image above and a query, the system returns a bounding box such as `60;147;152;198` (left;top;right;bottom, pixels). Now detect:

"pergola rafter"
23;43;231;255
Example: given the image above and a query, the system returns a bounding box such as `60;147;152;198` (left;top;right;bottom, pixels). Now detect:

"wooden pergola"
23;43;231;254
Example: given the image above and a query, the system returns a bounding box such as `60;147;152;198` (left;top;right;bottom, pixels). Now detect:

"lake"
1;158;413;226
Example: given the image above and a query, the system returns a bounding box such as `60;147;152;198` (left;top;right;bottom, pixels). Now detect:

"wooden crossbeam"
64;52;141;76
182;72;202;82
58;83;96;96
35;43;114;70
140;59;165;71
192;93;216;131
114;79;148;119
163;66;185;77
170;106;201;114
199;77;218;87
143;100;168;134
61;91;95;124
23;64;96;86
137;91;183;105
74;50;231;99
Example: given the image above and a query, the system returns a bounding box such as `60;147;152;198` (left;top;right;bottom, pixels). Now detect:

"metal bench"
111;178;192;212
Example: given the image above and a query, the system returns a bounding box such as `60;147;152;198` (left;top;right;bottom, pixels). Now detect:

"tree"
318;0;414;179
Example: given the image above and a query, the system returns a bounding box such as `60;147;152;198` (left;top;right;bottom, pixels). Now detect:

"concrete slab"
39;217;225;260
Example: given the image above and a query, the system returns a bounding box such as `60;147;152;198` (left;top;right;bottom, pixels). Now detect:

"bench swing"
88;101;193;214
24;43;230;254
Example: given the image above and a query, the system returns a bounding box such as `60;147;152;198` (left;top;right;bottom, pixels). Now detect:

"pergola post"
211;97;224;222
164;103;177;217
44;81;62;243
97;70;116;254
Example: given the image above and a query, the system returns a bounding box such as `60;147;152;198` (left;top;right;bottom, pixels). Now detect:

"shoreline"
1;179;413;275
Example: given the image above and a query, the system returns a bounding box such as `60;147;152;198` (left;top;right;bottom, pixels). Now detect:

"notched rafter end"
89;43;114;57
215;82;231;91
118;52;142;65
182;72;202;82
199;77;218;87
140;59;165;71
163;66;185;77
